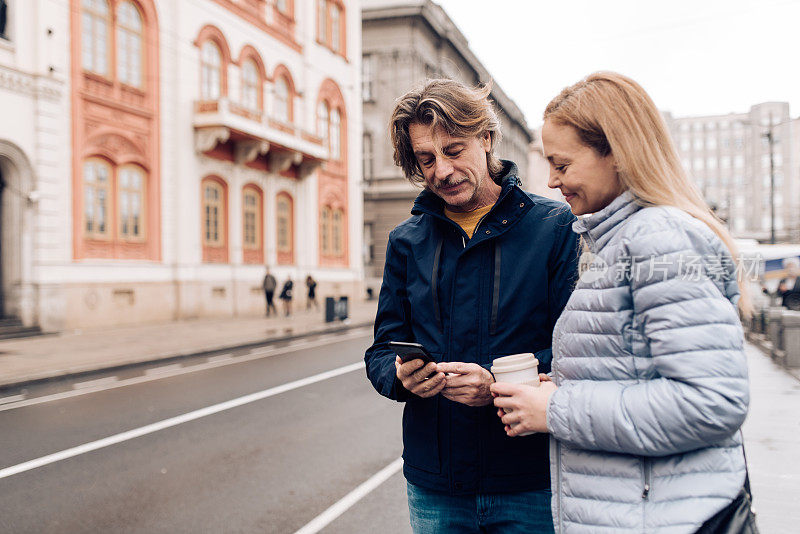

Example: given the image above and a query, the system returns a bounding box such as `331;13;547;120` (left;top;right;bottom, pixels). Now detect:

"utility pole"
764;113;776;244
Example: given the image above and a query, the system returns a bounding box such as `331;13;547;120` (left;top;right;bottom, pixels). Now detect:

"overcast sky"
433;0;800;128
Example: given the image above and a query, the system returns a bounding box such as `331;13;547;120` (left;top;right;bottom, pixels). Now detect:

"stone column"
768;307;785;360
782;311;800;368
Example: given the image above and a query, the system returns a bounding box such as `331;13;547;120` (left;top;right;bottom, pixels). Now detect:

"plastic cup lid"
491;353;539;374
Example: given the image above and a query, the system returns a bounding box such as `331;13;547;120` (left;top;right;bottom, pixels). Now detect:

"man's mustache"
435;178;466;189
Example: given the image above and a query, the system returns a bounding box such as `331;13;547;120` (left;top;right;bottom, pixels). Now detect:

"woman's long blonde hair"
544;71;752;316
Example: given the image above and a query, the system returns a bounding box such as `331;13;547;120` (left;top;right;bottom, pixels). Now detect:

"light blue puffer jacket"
547;192;749;533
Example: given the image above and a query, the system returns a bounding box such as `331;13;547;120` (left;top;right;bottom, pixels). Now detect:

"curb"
0;320;374;393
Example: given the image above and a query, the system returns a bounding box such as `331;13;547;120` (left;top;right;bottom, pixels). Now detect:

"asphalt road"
0;329;413;534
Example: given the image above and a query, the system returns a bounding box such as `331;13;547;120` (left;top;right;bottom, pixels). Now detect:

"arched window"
119;165;145;240
274;76;290;123
73;1;161;261
315;79;347;266
241;59;259;111
330;3;341;52
83;159;112;238
332;208;343;256
242;186;261;249
320;206;331;255
317;100;329;146
276;192;293;264
316;0;327;44
316;79;347;167
82;0;110;75
317;0;345;53
116;1;143;87
203;180;224;246
200;41;222;100
330;108;341;160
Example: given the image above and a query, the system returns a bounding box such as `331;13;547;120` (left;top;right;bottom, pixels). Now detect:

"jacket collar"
573;190;641;252
410;160;522;217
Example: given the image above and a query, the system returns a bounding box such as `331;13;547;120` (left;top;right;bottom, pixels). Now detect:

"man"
365;79;579;533
262;267;277;317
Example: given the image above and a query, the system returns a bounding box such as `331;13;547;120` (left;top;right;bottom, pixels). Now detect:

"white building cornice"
0;64;63;101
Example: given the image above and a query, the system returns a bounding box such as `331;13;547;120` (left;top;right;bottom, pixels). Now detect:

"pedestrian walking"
305;275;318;310
765;257;800;310
262;267;277;317
279;277;293;317
491;71;757;533
365;79;579;533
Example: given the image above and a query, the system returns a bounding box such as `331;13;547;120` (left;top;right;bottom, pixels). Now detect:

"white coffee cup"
491;353;540;436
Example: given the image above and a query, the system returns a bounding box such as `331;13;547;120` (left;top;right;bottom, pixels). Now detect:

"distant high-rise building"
361;0;534;284
665;103;800;242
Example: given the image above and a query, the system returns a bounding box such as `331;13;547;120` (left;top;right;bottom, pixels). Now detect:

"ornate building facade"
0;0;362;331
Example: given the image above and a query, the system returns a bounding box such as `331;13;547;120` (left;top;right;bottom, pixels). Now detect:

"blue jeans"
406;482;554;533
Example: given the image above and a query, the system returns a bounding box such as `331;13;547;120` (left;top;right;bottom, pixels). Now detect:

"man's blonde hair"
544;71;752;315
390;79;503;184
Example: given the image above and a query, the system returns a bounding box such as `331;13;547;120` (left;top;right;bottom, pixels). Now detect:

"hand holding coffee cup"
490;353;546;437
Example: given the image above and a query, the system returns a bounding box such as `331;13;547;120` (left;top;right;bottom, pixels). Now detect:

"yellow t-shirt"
445;204;494;239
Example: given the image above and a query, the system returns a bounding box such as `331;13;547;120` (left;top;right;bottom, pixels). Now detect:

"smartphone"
389;341;435;364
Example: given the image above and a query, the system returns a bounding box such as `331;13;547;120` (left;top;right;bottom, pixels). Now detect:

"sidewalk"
0;300;378;390
742;342;800;533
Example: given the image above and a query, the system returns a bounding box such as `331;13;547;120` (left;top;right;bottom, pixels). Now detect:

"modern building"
360;0;534;284
665;103;800;243
0;0;362;331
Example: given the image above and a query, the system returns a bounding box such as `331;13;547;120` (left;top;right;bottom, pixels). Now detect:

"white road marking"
293;457;404;534
73;376;119;389
0;361;366;480
0;330;372;412
144;364;182;376
0;394;26;405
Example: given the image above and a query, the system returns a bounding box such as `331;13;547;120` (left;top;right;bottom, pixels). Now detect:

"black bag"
696;445;758;534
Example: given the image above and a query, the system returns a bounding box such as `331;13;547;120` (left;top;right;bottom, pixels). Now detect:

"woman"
279;277;293;317
491;72;755;532
306;275;318;310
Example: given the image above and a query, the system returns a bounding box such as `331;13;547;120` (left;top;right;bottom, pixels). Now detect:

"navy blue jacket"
365;161;579;495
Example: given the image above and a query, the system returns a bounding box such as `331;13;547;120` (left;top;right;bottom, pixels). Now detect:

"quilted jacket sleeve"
542;211;580;372
364;236;413;402
547;212;749;456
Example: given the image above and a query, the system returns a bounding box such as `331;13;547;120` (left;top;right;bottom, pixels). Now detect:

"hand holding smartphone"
391;341;444;397
389;341;435;364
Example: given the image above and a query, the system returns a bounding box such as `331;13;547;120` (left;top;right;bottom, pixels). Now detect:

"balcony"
193;98;326;177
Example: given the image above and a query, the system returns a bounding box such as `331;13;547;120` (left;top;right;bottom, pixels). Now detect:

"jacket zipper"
641;456;651;532
416;183;515;491
472;211;492;237
641;457;651;500
555;439;564;533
